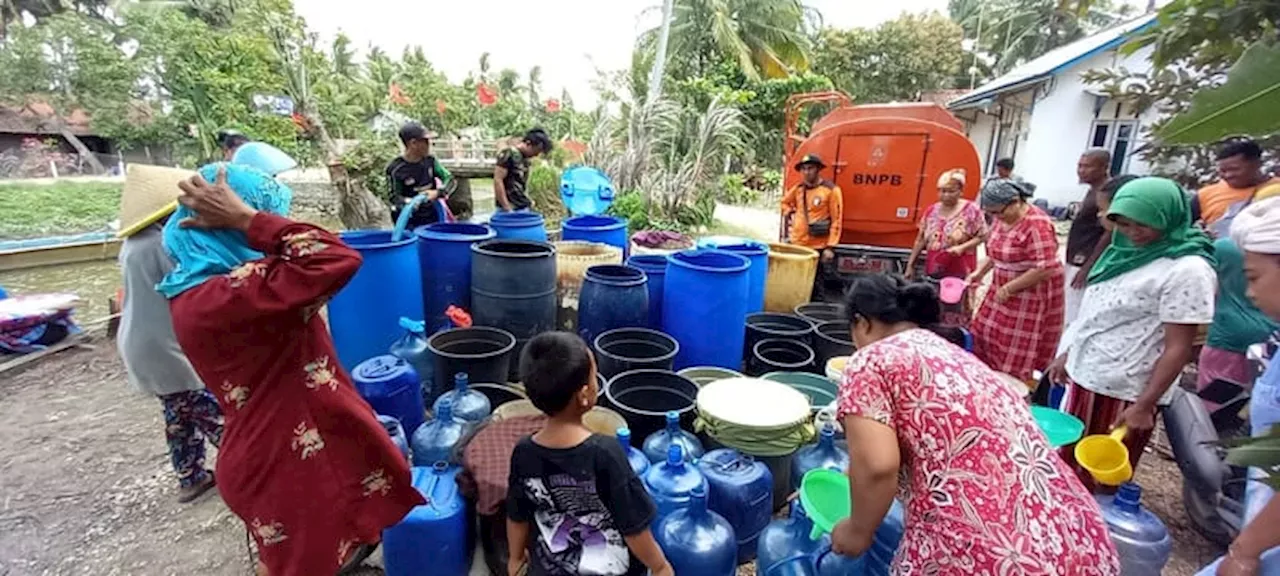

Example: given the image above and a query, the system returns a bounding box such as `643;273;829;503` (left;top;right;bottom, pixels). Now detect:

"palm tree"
639;0;817;81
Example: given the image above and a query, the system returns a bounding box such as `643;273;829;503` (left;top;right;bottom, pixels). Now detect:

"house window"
1087;120;1136;175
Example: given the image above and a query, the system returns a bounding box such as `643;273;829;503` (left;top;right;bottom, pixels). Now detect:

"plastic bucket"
761;371;838;411
812;321;855;367
426;327;516;400
662;250;752;370
677;366;744;387
594;327;680;379
749;338;817;377
578;265;649;345
1030;406;1085;447
698;238;769;314
330;230;425;371
799;468;851;540
603;369;700;440
493;399;628;436
488;211;548;241
563;215;629;256
554;241;623;331
471;240;558;379
415;223;495;326
626;254;668;329
764;243;819;313
1075;427;1133;485
746;312;814;361
795;303;846;325
825;357;847;382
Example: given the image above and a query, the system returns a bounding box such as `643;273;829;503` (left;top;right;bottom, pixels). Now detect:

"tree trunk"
305;105;387;230
58;128;106;173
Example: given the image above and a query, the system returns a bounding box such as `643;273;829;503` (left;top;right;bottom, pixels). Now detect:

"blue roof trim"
948;15;1158;109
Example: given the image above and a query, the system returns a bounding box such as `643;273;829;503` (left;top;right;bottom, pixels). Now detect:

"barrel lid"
697;378;810;428
560;166;616;216
414;222;496;242
353;355;414;382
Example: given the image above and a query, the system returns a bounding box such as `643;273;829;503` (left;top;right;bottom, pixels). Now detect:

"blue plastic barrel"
488;211;547;241
698;449;773;564
383;463;470;576
662;250;751;370
415;223;495;326
626;255;667;329
330;230;424;371
578;264;649;345
696;239;769;313
563;215;629;256
352;355;426;436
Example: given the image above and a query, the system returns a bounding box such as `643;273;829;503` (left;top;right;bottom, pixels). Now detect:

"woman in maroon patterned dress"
968;178;1065;383
159;164;423;576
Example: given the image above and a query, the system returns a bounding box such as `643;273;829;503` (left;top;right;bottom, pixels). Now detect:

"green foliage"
637;0;818;82
1156;41;1280;145
339;137;400;201
526;161;565;224
812;12;965;104
0;181;122;239
1222;424;1280;490
717;174;760;205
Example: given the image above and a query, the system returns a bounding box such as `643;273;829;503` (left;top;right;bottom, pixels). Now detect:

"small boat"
0;231;121;272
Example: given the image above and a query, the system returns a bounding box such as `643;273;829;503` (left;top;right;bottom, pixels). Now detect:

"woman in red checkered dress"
968;178;1065;382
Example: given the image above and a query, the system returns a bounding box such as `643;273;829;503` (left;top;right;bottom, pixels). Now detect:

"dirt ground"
0;337;1224;576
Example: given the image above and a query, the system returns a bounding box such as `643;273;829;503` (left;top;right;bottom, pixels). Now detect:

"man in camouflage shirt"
493;128;553;212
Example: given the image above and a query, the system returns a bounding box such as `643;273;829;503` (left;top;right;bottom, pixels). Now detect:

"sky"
294;0;950;107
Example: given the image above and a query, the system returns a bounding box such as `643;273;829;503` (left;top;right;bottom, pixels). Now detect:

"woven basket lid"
697;377;811;429
117;164;195;238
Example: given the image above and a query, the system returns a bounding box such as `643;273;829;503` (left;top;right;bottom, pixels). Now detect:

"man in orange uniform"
1194;138;1278;226
781;154;844;297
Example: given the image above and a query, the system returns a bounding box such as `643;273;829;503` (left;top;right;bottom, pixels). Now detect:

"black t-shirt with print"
386;155;444;227
496;147;533;210
507;434;655;576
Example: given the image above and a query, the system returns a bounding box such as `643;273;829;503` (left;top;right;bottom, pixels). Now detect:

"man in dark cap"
386;121;453;228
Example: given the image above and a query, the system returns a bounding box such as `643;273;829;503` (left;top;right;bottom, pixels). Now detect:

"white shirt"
1064;255;1216;405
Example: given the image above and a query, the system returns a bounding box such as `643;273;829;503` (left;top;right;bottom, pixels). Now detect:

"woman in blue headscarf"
160;163;423;576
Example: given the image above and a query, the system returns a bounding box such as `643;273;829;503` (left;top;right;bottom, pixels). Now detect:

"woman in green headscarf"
1046;177;1217;490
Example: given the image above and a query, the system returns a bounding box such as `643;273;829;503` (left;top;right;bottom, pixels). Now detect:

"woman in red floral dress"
158;164;424;576
968;178;1065;383
830;274;1119;575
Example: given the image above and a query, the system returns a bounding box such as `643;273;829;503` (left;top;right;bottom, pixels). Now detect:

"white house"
948;14;1159;208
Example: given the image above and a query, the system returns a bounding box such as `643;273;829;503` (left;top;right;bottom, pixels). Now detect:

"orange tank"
782;92;982;251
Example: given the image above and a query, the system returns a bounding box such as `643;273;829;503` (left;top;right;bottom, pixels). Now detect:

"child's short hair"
520;332;594;415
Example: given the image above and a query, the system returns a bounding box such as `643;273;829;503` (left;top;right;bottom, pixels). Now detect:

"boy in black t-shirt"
506;333;672;576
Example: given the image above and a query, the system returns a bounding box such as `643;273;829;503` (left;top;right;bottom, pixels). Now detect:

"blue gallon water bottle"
697;449;773;564
653;487;738;576
644;444;709;522
756;501;827;576
389;317;435;401
1097;483;1172;575
643;411;705;463
791;423;850;490
410;398;467;467
618;427;650;476
377;415;411;462
432;372;492;425
383;463;471;576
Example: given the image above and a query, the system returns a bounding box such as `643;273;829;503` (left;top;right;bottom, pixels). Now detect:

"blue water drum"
563;215;629;256
432;372;492;425
471;240;558;380
618;427;650;476
654;487;737;575
697;237;770;314
410;398;468;466
698;449;773;564
488;211;547;241
791;424;850;491
643;411;705;464
578;264;649;345
626;255;667;329
644;444;709;522
330;230;424;371
352;355;426;436
662;250;751;370
1097;483;1172;575
383;463;471;576
415;223;495;326
377;415;411;462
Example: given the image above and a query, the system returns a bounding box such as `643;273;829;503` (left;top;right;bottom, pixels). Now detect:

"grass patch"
0;180;122;239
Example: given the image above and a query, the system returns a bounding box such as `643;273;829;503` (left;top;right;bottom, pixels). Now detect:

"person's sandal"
177;473;217;503
336;542;379;575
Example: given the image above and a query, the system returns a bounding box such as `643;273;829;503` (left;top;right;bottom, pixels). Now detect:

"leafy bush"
339;138;400;203
717;174;760;205
527;161;565;224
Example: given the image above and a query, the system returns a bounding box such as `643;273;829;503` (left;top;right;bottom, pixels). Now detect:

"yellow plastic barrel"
764;243;820;313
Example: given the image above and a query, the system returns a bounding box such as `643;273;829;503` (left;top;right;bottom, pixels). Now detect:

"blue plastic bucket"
563;215;628;256
330;230;424;371
697;238;769;313
661;249;751;370
488;211;547;241
626;255;667;329
415;223;495;326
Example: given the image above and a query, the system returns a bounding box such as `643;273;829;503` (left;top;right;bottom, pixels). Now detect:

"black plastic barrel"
471;240;558;379
794;302;846;325
603;369;699;440
745;312;813;361
426;327;516;401
748;338;816;376
812;320;855;366
594;328;680;379
579;265;650;345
